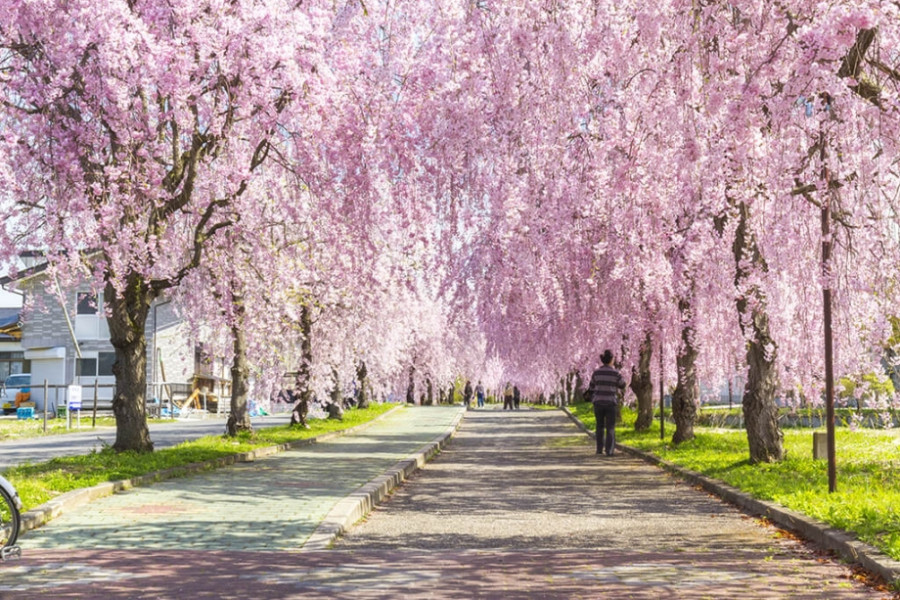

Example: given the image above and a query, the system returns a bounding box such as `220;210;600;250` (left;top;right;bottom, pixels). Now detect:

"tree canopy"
1;0;899;451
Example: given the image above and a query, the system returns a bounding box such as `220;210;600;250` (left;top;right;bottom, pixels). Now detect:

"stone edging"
18;405;405;536
561;406;900;586
300;407;466;551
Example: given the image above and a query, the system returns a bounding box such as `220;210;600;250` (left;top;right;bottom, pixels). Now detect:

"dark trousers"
593;402;617;455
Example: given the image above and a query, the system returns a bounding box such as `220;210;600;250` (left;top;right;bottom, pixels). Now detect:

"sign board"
67;385;83;410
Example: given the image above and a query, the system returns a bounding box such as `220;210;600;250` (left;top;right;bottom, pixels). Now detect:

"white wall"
28;355;66;411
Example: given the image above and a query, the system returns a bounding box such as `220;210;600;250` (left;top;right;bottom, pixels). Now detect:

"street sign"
67;385;83;410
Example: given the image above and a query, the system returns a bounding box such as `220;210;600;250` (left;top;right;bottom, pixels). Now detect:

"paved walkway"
0;407;892;598
19;407;460;552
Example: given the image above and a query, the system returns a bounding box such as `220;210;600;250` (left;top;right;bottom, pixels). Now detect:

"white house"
0;257;228;413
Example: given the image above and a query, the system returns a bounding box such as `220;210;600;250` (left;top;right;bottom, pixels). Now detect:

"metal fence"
24;380;117;431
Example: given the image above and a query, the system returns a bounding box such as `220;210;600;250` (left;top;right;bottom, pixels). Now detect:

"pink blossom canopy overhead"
1;0;899;401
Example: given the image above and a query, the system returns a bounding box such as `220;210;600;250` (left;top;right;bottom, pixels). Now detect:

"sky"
0;287;22;308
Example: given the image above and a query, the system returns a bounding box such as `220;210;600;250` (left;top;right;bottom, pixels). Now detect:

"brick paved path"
21;406;461;552
333;409;887;598
0;407;891;599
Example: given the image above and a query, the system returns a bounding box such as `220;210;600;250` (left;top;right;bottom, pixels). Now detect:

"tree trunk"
743;328;783;461
330;367;341;406
106;277;154;453
733;202;784;462
631;332;654;431
406;367;415;404
672;297;699;444
290;303;312;427
614;348;626;423
573;370;585;403
425;379;433;405
356;361;370;409
225;298;252;437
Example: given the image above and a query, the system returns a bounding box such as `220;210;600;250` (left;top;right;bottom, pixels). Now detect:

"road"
0;414;291;470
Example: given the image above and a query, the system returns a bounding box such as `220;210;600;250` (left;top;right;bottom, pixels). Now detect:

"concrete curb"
18;405;405;536
561;406;900;586
301;407;466;551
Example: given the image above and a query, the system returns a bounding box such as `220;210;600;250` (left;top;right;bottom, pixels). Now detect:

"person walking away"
475;381;485;408
587;350;626;456
463;380;474;409
513;385;521;409
503;382;514;410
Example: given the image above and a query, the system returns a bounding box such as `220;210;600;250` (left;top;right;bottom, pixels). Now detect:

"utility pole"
821;133;837;494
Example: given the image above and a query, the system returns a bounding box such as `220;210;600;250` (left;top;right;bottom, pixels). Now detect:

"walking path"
0;406;891;598
18;407;461;552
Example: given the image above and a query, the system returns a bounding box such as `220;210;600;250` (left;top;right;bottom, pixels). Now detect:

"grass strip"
3;403;394;512
0;417;119;441
566;401;900;561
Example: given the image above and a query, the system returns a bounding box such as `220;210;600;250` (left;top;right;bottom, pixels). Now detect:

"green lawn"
3;403;394;512
567;402;900;561
0;416;118;441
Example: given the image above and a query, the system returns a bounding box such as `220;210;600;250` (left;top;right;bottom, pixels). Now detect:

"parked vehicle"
1;373;31;415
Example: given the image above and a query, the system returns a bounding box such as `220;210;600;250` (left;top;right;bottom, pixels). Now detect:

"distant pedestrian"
475;381;485;408
464;380;473;409
503;382;514;410
513;385;521;410
587;349;626;456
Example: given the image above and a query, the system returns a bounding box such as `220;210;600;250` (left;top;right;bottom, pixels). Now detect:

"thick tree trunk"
743;326;783;461
672;297;699;444
106;278;154;453
226;301;252;436
631;332;654;431
290;304;312;427
733;203;784;462
425;379;433;405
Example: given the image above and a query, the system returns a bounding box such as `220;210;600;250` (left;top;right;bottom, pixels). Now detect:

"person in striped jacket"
587;349;627;456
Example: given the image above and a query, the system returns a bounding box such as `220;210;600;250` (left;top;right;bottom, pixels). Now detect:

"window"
74;291;109;340
194;343;214;377
76;357;97;377
98;352;116;377
76;352;116;378
76;292;98;315
0;352;28;382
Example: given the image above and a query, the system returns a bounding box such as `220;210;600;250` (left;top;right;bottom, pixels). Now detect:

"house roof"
0;249;106;289
0;308;21;341
0;251;50;286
